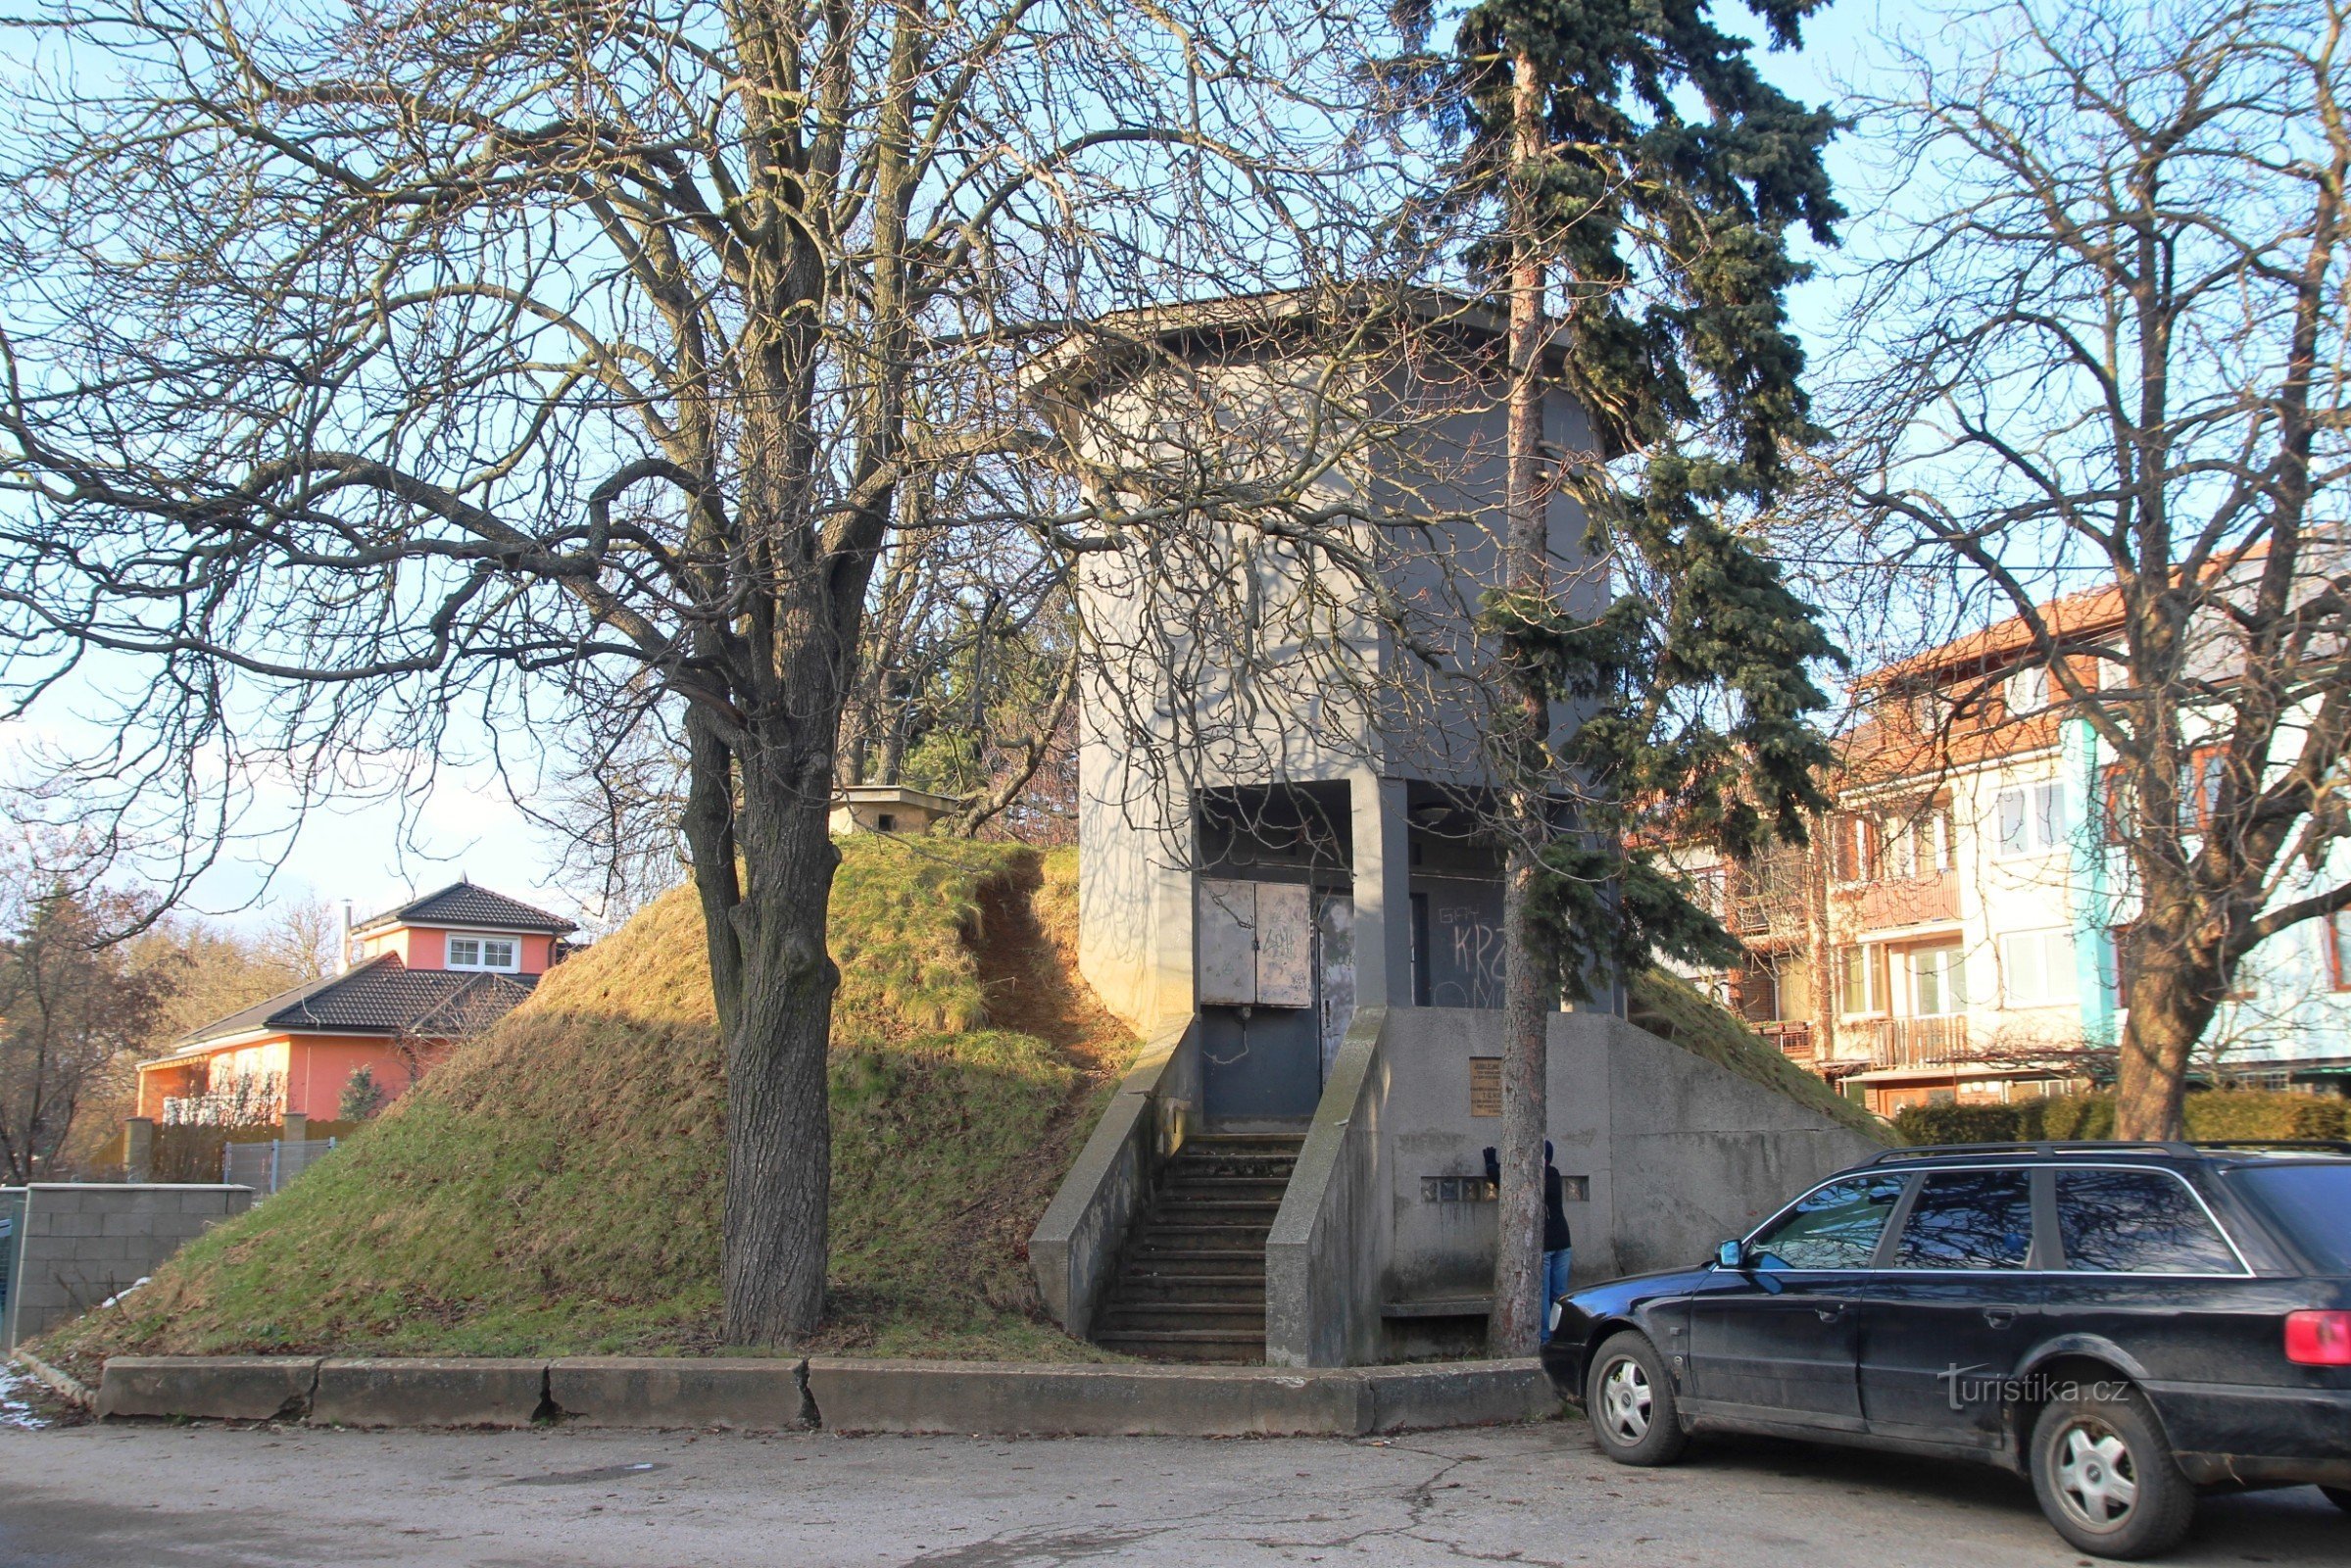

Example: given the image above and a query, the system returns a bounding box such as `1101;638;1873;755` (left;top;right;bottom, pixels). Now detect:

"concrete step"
1119;1247;1265;1267
1092;1329;1264;1364
1133;1228;1274;1251
1164;1164;1296;1186
1157;1176;1291;1202
1097;1304;1267;1335
1151;1199;1283;1221
1110;1270;1266;1295
1104;1281;1266;1309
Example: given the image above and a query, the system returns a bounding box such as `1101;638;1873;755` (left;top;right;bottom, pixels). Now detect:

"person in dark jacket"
1485;1140;1574;1344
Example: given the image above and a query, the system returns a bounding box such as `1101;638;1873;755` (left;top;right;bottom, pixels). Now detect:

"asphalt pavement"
0;1406;2344;1567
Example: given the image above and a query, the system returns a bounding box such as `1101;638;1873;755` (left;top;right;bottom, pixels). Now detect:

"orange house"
136;881;579;1123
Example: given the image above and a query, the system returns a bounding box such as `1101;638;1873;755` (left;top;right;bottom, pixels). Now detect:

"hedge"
1894;1090;2347;1148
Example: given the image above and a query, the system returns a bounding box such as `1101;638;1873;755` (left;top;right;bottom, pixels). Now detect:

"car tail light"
2285;1310;2351;1365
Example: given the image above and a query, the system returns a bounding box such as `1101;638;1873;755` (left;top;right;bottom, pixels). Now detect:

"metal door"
1197;878;1322;1122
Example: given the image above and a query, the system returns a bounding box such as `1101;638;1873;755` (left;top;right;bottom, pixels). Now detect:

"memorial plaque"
1469;1056;1501;1117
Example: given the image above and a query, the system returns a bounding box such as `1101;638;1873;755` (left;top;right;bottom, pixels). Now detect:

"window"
2001;929;2079;1005
1893;1168;2033;1269
876;812;897;832
2231;1165;2351;1274
2100;765;2135;846
1910;685;1962;735
1837;945;1887;1015
1995;781;2069;858
1876;803;1957;881
1910;944;1968;1016
2008;662;2049;715
2104;924;2138;1004
1750;1175;1907;1270
2179;748;2227;830
1690;865;1726;917
446;934;519;972
2055;1169;2239;1274
1830;812;1876;884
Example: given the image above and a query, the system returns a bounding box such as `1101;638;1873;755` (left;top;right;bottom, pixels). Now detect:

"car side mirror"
1716;1239;1746;1270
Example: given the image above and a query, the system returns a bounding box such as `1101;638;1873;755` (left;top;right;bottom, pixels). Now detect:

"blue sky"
0;0;1930;934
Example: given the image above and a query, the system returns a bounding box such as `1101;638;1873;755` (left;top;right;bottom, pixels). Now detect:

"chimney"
339;899;356;973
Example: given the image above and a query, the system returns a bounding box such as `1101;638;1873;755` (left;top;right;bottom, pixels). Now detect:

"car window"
2229;1163;2351;1274
2055;1168;2239;1274
1893;1168;2033;1269
1749;1175;1907;1270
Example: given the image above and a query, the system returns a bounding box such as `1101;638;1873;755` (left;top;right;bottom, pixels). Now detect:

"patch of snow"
98;1277;149;1309
0;1361;51;1430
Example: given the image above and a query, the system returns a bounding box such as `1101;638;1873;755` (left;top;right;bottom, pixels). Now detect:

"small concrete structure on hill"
828;784;961;837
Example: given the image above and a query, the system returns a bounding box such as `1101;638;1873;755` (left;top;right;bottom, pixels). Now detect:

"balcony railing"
1834;871;1961;931
1756;1020;1815;1060
1842;1014;1971;1069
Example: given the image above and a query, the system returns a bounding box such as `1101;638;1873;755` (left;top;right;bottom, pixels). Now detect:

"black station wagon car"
1540;1142;2351;1559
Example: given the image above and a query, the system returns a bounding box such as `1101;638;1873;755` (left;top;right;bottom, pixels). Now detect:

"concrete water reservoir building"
1025;291;1884;1366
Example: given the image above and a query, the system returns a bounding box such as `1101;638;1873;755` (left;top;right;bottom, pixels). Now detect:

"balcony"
1835;871;1960;932
1756;1020;1815;1060
1843;1014;1972;1069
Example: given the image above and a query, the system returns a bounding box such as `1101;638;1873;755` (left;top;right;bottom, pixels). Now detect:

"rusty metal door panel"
1198;878;1259;1006
1252;882;1313;1006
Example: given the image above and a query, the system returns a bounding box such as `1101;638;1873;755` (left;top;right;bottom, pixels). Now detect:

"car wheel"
1584;1331;1686;1467
2029;1388;2194;1560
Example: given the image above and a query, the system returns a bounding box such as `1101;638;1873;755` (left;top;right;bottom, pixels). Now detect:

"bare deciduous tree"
0;0;1381;1341
1842;0;2351;1139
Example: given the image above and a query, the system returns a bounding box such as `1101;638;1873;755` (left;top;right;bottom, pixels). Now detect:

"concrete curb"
89;1353;1561;1436
11;1348;96;1410
549;1356;811;1430
313;1357;549;1428
99;1355;319;1421
808;1358;1371;1436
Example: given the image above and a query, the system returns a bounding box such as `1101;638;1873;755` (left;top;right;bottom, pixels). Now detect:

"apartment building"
1681;587;2351;1116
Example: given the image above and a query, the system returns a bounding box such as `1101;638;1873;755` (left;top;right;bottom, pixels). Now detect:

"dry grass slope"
39;840;1135;1371
1628;968;1892;1142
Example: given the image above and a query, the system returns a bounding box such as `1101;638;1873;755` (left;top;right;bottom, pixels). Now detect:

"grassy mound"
1628;968;1892;1142
39;840;1135;1369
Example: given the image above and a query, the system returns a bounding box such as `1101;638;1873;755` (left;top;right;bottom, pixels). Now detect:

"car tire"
2028;1387;2194;1560
1584;1331;1687;1467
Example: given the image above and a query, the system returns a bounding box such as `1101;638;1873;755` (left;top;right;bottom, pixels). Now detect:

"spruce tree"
1389;0;1845;1350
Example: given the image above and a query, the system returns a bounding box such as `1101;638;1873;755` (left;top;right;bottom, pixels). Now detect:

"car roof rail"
1864;1140;2194;1164
2190;1139;2351;1155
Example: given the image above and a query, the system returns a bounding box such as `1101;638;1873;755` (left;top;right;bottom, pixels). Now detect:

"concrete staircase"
1089;1132;1302;1363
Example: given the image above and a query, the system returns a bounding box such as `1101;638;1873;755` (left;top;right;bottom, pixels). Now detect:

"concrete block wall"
3;1185;253;1348
1267;1009;1887;1364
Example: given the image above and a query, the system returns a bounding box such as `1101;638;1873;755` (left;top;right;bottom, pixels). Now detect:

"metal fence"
222;1138;339;1197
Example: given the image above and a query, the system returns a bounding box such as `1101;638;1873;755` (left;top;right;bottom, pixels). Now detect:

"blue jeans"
1540;1248;1573;1345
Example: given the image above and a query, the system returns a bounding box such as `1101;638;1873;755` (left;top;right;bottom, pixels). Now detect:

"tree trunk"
1490;46;1551;1358
716;729;844;1343
2113;920;2219;1142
